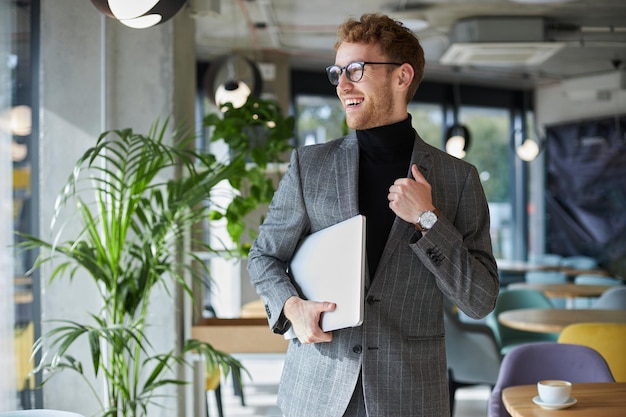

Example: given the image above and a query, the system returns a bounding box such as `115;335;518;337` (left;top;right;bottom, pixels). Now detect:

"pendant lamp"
90;0;188;29
444;81;471;159
10;105;32;137
203;54;263;109
512;127;544;162
512;89;545;162
445;124;471;159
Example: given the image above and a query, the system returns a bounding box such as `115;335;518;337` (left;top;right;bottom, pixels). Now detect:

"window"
408;102;444;148
2;0;37;409
459;106;512;259
295;95;345;146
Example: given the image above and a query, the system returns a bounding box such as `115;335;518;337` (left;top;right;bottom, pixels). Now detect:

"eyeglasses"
325;61;402;85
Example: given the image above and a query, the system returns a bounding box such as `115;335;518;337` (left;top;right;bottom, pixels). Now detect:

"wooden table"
508;283;615;308
503;382;626;416
495;259;618;286
496;260;561;286
192;318;288;353
498;308;626;333
560;267;613;279
497;260;561;274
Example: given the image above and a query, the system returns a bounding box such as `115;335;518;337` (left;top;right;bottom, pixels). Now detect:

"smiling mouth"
345;98;363;108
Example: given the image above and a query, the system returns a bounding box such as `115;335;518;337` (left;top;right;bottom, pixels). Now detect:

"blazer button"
366;296;380;305
353;345;363;354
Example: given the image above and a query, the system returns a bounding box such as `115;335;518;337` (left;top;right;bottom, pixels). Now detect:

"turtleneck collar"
356;115;415;156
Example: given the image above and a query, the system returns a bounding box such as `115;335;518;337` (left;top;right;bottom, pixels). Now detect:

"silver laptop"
284;215;366;339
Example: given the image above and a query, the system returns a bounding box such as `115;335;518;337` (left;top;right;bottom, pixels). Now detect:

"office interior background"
2;0;625;415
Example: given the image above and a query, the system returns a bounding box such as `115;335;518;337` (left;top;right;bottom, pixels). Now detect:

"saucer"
532;396;577;410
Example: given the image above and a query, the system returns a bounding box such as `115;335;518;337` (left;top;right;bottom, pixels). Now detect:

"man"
247;13;499;417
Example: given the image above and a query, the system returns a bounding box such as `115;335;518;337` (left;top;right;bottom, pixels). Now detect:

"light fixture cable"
445;80;470;159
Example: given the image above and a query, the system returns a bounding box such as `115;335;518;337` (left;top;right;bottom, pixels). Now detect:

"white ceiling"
191;0;626;89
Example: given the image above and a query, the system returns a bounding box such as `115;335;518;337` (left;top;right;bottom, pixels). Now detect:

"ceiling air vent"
440;17;565;66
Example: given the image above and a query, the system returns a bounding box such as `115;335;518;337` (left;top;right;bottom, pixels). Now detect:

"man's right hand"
283;296;336;344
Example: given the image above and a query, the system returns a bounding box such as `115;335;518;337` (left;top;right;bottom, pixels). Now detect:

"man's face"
334;42;401;130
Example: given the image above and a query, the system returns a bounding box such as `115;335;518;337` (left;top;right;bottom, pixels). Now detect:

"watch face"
420;211;438;229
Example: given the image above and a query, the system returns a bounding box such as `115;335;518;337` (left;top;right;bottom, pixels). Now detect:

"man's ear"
397;63;414;91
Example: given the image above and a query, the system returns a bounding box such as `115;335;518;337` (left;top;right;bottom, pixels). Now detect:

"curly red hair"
335;13;425;102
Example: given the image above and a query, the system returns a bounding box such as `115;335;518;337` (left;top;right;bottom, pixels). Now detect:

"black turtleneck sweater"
357;116;415;278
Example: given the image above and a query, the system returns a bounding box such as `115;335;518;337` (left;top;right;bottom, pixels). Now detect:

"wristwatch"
415;208;440;232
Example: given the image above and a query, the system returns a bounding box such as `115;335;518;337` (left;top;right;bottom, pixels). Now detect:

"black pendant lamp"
203;54;263;109
90;0;188;29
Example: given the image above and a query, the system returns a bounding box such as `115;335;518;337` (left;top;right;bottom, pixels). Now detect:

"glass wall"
1;0;36;410
295;95;346;146
408;102;444;148
459;106;512;259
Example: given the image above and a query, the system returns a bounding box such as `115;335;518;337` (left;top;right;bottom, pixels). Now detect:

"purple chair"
488;342;615;417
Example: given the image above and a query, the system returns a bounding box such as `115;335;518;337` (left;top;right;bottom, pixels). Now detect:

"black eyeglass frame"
325;61;402;85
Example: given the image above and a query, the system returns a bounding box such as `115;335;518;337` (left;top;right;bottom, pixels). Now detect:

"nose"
336;70;353;90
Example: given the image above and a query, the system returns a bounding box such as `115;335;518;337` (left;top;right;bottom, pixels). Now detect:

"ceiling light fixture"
90;0;188;29
445;124;471;159
512;89;545;162
203;54;263;110
444;82;471;159
512;128;544;162
10;105;32;136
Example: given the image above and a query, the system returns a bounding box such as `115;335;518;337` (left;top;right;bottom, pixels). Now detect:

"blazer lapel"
335;132;361;219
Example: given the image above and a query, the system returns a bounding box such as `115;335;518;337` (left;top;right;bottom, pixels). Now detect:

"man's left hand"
388;164;435;224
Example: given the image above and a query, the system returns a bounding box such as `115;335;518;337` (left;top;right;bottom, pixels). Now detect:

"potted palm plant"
18;97;293;417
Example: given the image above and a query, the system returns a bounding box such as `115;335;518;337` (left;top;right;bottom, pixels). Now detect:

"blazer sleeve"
247;148;310;334
412;160;499;319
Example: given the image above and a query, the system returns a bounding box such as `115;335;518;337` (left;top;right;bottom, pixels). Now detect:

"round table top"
507;283;615;298
503;382;626;417
495;260;616;279
498;308;626;333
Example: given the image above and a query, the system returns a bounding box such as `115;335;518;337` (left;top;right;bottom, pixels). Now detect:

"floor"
207;354;492;417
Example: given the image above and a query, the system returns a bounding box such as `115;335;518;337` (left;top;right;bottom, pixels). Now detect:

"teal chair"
486;288;559;355
443;299;502;416
560;255;598;270
594;286;626;309
572;274;623;308
528;253;562;266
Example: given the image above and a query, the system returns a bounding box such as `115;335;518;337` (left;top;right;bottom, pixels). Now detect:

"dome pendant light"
445;124;471;159
444;81;471;159
203;54;263;110
90;0;188;29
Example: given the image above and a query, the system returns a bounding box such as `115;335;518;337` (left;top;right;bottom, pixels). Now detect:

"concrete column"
39;2;194;415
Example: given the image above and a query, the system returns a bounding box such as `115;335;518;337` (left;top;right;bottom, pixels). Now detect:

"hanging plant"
203;96;294;256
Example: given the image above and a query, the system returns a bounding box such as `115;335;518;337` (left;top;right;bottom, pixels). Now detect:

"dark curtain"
546;115;626;277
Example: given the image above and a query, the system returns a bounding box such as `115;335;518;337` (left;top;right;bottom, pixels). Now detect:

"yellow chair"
558;322;626;382
15;322;35;408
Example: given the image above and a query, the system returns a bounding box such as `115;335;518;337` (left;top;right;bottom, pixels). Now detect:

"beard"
344;78;398;130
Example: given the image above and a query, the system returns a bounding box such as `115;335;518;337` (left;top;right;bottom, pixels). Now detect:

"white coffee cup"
537;380;572;404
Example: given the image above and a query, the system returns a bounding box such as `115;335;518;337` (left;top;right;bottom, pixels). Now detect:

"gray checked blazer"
247;131;500;417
